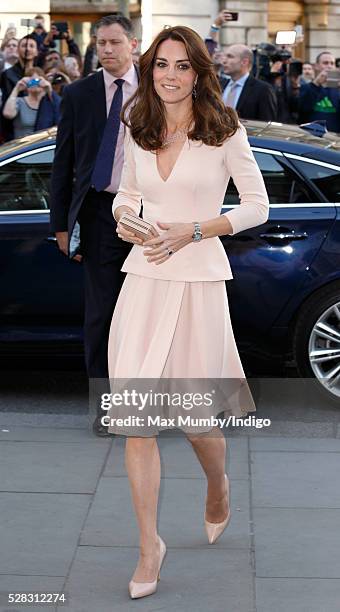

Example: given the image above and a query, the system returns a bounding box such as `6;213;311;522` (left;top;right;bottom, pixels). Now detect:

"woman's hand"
143;221;194;265
116;212;159;246
15;78;28;93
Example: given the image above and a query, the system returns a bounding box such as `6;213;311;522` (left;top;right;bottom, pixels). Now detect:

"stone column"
150;0;219;39
304;0;340;61
219;0;268;48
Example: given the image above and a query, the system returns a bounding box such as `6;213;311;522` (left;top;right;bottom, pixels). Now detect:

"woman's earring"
192;79;198;100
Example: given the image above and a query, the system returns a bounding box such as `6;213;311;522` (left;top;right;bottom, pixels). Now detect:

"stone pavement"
0;417;340;612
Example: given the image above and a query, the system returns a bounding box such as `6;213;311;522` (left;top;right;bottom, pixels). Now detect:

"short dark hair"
93;14;134;39
35;14;44;20
315;51;334;64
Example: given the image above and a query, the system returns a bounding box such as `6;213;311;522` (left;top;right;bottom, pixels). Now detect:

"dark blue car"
1;122;340;402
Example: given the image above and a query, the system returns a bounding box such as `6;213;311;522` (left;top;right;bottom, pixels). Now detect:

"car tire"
293;282;340;406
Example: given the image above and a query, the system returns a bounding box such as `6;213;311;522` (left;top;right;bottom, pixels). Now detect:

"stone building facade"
29;0;340;61
0;0;50;42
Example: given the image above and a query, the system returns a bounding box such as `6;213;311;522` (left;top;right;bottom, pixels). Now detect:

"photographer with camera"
30;15;50;52
256;43;301;123
46;70;71;97
2;66;60;139
298;52;340;133
38;22;81;70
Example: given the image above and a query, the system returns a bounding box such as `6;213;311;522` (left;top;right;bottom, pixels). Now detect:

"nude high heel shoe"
204;474;231;544
128;535;167;599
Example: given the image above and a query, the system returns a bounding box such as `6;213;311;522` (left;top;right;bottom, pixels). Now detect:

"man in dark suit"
222;44;277;121
50;15;139;436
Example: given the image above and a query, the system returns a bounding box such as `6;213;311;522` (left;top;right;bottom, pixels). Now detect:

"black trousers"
78;188;132;383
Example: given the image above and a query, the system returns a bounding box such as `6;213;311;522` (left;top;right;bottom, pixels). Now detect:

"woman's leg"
186;427;229;522
125;436;161;582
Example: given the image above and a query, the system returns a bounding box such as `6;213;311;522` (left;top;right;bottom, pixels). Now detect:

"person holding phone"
205;10;237;58
299;51;340;133
38;23;81;70
2;67;61;139
31;15;49;52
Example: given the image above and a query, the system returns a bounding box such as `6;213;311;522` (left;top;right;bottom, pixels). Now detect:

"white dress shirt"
102;63;138;194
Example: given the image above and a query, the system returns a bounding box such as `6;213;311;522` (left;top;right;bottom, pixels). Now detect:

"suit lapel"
236;75;251;111
89;71;107;141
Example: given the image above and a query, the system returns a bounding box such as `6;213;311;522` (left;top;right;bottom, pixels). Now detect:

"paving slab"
255;577;340;612
61;546;254;612
227;421;335;437
0;442;110;493
254;508;340;578
0;575;65;612
0;493;90;576
250;437;340;452
0;427;110;444
102;435;249;480
0;414;88;429
251;451;340;507
80;476;251;549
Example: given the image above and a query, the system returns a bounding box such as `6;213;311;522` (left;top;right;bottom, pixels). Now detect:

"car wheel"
293;282;340;405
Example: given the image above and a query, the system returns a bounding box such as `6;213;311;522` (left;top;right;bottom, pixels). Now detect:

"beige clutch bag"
119;213;155;240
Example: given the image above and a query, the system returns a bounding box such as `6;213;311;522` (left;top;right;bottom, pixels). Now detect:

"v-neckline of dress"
155;137;188;183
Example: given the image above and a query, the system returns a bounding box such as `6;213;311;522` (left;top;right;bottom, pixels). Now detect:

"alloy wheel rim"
309;301;340;398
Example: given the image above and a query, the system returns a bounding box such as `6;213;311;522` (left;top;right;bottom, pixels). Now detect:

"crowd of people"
1;9;340;143
0;15;97;142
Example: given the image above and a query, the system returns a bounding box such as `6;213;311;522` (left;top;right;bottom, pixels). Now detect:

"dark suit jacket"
225;75;278;122
0;61;24;102
49;67;139;240
0;62;25;142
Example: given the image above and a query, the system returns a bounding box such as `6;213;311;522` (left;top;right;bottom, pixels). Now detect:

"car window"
291;159;340;202
223;151;316;206
0;148;54;212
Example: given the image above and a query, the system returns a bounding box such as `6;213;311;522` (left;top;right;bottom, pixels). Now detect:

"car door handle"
260;232;308;241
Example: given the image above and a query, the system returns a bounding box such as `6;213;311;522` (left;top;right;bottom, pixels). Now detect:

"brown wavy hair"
121;25;239;150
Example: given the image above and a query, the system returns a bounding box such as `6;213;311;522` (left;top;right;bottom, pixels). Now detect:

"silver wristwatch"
192;222;203;242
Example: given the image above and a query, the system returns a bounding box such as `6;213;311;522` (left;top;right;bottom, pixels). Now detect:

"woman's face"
153;39;197;105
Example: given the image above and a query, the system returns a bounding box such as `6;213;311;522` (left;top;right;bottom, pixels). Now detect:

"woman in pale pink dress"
106;26;269;599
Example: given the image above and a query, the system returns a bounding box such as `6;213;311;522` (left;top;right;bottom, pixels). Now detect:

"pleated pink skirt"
106;274;256;436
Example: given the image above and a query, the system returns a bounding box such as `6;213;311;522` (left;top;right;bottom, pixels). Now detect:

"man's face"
35;19;45;32
18;38;38;62
96;24;137;76
65;57;80;78
44;52;61;70
302;63;314;80
223;46;244;77
315;53;335;74
4;38;18;61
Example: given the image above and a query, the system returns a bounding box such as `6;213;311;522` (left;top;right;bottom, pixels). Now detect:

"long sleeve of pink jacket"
112;124;269;281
